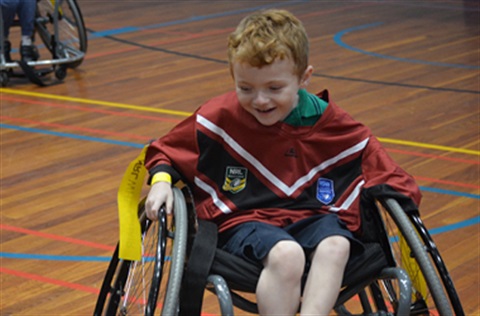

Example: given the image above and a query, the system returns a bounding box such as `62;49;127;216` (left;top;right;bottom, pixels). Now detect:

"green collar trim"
283;89;328;126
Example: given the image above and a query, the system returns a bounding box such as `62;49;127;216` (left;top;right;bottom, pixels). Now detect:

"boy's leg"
17;0;39;62
300;235;350;315
1;0;18;38
16;0;35;39
256;240;305;316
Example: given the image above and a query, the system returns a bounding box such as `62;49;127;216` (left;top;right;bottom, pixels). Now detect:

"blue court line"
89;1;307;38
2;216;478;262
1;123;478;200
0;252;170;262
429;216;480;236
91;26;140;38
0;123;145;149
419;186;479;199
0;253;111;262
334;22;480;70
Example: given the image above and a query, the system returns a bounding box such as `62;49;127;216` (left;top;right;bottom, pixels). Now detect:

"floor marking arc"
334;22;480;70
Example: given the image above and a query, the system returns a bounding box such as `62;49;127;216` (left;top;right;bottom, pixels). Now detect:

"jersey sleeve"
145;113;199;184
361;135;422;212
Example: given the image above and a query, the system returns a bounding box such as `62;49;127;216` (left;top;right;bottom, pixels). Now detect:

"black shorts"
218;214;364;265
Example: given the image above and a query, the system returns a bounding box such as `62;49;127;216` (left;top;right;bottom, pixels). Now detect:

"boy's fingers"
165;195;174;215
146;199;160;221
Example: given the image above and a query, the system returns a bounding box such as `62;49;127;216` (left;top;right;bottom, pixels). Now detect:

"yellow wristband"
151;172;172;185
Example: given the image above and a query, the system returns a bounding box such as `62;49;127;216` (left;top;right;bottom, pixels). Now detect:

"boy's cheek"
237;96;252;109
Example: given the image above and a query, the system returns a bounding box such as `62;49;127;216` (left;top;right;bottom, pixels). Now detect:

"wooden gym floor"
1;1;479;315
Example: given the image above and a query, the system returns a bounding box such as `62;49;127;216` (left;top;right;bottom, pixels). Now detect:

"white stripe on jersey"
197;114;369;197
328;179;365;212
194;176;233;214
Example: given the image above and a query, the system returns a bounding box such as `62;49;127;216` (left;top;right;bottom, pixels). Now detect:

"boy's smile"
233;58;312;126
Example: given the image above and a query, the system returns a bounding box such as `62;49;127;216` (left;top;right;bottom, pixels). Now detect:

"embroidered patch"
222;166;247;194
316;178;335;204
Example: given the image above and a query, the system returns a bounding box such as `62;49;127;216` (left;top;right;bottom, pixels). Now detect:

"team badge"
222;166;247;194
317;178;335;204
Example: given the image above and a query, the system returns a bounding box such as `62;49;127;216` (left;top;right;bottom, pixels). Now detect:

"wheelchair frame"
94;186;464;316
0;0;87;86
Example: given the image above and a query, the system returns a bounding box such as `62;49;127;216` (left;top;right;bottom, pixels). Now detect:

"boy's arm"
145;113;199;183
361;136;422;211
144;113;199;219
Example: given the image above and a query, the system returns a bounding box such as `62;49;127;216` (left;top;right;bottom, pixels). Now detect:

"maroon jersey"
145;90;421;234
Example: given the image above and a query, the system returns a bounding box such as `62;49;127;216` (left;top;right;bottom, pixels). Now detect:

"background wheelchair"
94;185;464;316
0;0;87;86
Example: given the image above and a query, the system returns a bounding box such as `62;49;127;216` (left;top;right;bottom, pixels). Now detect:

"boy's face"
233;58;312;126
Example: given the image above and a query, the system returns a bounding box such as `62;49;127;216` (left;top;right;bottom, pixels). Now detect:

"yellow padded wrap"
117;146;147;261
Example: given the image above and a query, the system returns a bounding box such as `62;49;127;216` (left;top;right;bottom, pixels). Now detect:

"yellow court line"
377;138;480;156
0;88;191;117
2;88;479;156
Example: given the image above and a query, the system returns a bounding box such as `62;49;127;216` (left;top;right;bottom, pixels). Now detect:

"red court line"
414;176;480;190
4;115;480;191
0;266;99;294
1;95;183;124
4;96;478;167
4;119;479;191
301;3;373;18
5;109;478;172
1;115;152;141
0;224;115;251
0;268;215;316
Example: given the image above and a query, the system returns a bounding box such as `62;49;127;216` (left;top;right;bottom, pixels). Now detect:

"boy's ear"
300;65;314;88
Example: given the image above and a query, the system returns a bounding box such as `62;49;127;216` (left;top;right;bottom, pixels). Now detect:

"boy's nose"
253;91;269;106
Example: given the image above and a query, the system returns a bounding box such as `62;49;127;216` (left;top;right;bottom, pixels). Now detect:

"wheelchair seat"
212;241;388;293
210;240;389;314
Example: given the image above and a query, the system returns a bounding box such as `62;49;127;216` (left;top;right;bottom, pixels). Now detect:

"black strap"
179;219;218;316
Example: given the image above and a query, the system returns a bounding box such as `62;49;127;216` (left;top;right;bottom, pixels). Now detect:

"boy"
1;0;39;62
144;9;421;315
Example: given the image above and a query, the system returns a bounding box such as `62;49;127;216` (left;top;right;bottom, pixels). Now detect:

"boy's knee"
264;241;305;277
313;236;350;264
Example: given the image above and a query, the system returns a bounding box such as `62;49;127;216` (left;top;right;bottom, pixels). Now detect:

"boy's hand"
145;181;174;220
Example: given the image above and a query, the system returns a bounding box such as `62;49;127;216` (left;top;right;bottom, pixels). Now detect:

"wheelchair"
94;184;464;316
0;0;87;86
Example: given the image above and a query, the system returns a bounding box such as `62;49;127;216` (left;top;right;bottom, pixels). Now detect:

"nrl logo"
222;166;247;194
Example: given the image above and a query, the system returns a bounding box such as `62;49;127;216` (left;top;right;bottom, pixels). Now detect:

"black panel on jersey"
295;157;363;208
197;131;363;211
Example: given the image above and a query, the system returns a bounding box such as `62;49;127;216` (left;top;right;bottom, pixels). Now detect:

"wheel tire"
35;0;87;68
93;188;188;316
383;198;454;315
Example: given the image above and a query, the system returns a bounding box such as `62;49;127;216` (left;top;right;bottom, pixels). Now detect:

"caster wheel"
0;71;9;87
55;66;67;80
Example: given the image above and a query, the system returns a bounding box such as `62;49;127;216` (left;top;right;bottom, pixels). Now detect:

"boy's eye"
239;86;251;92
270;86;282;91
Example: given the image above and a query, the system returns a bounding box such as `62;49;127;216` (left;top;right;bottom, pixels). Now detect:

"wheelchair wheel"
35;0;87;68
379;198;464;316
94;187;188;316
